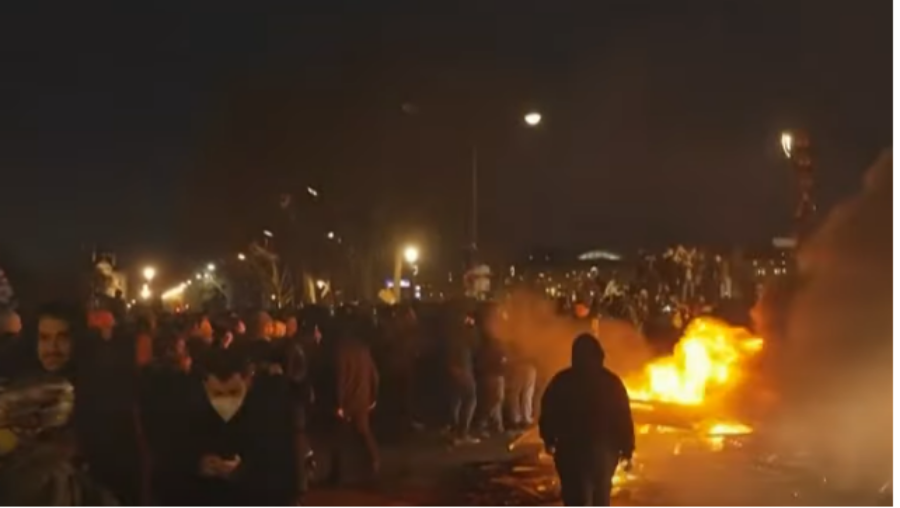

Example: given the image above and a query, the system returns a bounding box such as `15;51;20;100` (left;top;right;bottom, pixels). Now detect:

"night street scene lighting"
2;3;891;507
403;245;419;264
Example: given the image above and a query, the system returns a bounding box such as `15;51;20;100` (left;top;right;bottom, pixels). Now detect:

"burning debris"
624;317;763;408
501;316;785;504
500;317;764;504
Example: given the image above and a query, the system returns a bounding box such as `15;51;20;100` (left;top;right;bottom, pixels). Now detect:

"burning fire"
625;317;763;406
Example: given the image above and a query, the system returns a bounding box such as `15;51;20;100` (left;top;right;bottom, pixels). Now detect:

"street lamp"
393;245;421;302
780;131;793;159
524;111;542;127
142;266;156;282
404;246;420;264
237;253;246;261
206;263;216;272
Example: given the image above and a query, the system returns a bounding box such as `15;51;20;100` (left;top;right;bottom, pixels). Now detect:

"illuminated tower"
780;130;817;243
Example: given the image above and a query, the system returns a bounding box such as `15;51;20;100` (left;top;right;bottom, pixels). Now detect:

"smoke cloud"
484;290;653;382
579;152;893;504
768;150;893;494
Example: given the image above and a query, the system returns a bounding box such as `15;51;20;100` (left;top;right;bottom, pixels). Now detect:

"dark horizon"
0;1;891;272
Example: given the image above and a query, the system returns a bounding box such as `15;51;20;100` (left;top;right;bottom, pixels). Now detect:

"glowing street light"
307;186;319;198
393;245;421;302
237;253;246;261
403;245;420;264
262;230;274;238
524;111;542;127
206;263;216;272
315;279;327;290
162;283;187;301
326;231;335;240
142;266;157;282
781;131;794;159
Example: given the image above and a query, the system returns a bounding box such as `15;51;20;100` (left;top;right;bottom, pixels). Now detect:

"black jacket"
0;333;26;381
175;375;302;505
73;332;147;504
539;334;635;459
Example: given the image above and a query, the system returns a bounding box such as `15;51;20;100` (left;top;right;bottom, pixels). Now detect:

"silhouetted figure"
540;333;635;506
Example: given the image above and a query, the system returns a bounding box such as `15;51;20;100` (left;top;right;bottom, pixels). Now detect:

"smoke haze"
484;290;653;381
771;150;893;494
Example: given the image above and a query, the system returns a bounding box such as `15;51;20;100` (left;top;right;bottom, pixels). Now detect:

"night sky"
0;1;892;273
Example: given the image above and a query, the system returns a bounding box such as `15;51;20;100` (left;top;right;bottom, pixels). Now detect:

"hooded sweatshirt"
539;334;635;459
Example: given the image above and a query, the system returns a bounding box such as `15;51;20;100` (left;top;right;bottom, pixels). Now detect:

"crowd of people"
0;296;633;505
552;245;752;348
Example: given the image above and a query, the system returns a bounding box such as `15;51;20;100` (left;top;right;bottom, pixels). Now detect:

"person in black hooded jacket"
539;333;635;506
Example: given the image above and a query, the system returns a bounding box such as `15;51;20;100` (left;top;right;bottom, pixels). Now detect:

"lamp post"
781;129;817;243
140;266;157;302
393;244;420;302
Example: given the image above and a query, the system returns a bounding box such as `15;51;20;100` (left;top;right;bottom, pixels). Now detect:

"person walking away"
540;333;635;506
334;318;380;479
175;348;303;505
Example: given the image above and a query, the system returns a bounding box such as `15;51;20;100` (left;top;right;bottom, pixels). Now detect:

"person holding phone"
176;347;303;505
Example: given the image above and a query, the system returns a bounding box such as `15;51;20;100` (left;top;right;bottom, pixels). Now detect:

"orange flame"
625;317;763;406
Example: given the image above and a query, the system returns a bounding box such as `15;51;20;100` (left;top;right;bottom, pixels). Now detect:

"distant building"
499;247;627;302
742;237;797;299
